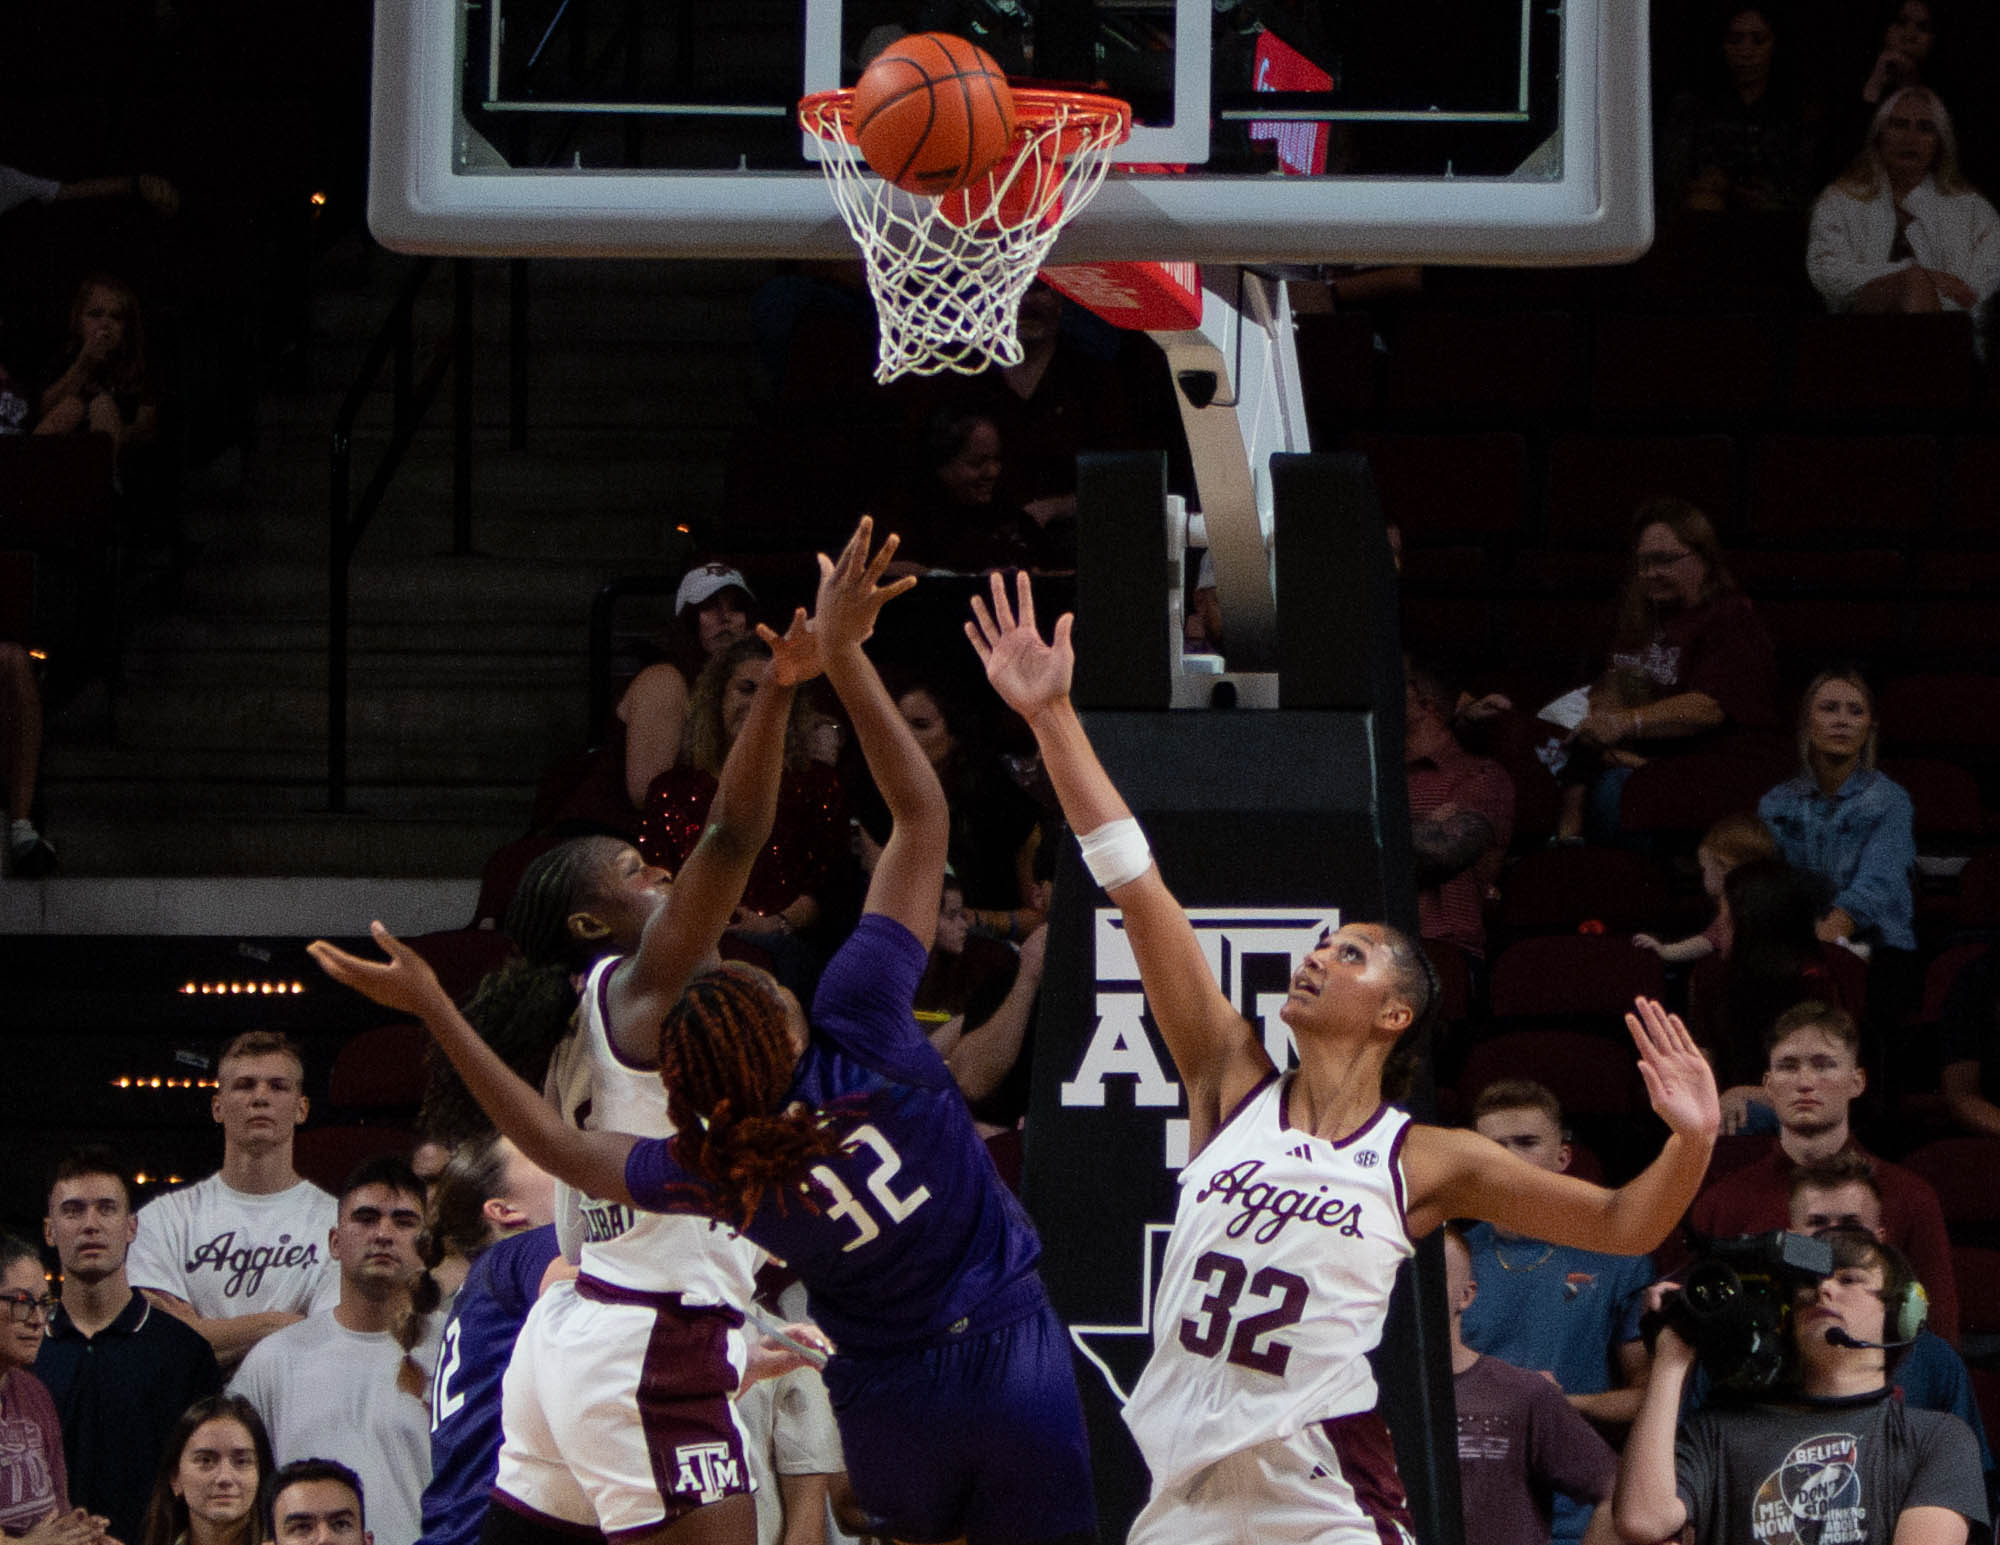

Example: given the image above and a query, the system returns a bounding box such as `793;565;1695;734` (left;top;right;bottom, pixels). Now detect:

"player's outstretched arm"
968;571;1267;1131
311;924;640;1205
1404;998;1718;1251
816;518;941;946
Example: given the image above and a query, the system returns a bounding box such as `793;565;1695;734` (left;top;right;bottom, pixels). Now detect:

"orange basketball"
852;33;1018;196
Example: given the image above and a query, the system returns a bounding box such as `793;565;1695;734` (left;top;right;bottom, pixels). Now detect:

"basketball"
852;33;1017;196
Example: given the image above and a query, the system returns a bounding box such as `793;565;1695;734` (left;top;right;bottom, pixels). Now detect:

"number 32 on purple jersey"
810;1124;933;1252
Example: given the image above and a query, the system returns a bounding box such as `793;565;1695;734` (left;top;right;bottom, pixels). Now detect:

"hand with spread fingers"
1625;996;1721;1143
308;922;452;1021
966;569;1074;722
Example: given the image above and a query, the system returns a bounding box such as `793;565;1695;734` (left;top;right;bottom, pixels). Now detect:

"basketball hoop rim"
799;86;1133;157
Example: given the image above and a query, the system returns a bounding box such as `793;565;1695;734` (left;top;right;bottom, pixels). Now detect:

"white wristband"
1077;817;1152;892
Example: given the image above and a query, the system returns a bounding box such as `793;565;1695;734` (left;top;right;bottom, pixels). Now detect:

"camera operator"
1613;1231;1986;1544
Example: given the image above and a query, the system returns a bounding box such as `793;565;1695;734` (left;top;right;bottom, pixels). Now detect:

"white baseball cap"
675;563;754;617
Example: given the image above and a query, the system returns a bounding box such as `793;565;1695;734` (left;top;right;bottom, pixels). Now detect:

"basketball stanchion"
798;80;1132;383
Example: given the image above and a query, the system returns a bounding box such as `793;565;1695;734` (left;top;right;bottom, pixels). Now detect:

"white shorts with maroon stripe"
1127;1410;1417;1545
495;1275;752;1539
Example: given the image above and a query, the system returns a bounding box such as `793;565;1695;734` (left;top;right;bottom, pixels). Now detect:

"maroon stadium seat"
1488;934;1666;1019
1546;434;1738;548
1496;846;1672;938
1788;313;1976;423
1591;314;1778;423
1749;435;1940;542
1458;1029;1648;1118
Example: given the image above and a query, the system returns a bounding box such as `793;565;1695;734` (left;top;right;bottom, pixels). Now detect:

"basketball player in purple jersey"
965;572;1720;1545
313;523;1096;1545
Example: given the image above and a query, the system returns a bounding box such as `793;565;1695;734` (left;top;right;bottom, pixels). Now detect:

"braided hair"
1378;924;1443;1106
657;967;852;1231
422;836;627;1145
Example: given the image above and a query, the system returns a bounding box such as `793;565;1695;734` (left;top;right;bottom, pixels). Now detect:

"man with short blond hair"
128;1030;339;1368
1688;1000;1958;1341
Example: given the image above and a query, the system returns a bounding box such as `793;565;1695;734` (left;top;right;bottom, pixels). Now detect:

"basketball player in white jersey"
475;525;909;1545
968;572;1720;1544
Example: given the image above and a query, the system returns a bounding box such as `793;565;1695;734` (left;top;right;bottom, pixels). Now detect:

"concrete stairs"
39;244;779;879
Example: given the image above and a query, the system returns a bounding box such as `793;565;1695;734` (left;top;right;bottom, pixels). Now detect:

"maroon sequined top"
636;763;847;917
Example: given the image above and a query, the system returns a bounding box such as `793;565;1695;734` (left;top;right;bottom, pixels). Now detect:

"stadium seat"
1880;758;1987;841
1346;431;1528;544
293;1125;419;1196
473;834;563;928
1913;601;2000;667
1731;548;1910;594
1617;745;1795;836
1940;437;2000;536
1495;846;1671;938
1591;314;1778;423
1760;599;1903;672
402;929;519;1004
1951;1245;2000;1339
1748;435;1940;542
1956;853;2000;929
0;436;114;553
1487;934;1666;1019
1545;434;1738;547
1914;940;1992;1026
1787;313;1977;424
1881;675;2000;751
326;1022;429;1110
1901;1140;2000;1230
1384;312;1583;423
1457;1029;1648;1119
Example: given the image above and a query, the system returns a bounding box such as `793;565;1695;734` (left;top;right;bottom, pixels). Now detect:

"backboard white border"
369;0;1651;265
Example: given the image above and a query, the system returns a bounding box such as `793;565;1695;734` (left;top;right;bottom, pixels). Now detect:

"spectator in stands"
1657;5;1820;216
1807;87;2000;328
2;640;54;876
889;408;1061;575
1685;1000;1959;1342
1857;0;1937;114
1633;812;1778;963
38;1148;222;1545
1556;500;1780;844
0;1233;104;1545
1444;1223;1619;1545
1615;1230;1986;1545
637;635;847;988
1786;1154;1995;1492
1459;1084;1656;1447
414;1137;560;1545
1759;669;1917;955
129;1030;339;1370
229;1157;430;1545
1690;856;1847;1087
1938;945;2000;1137
34;277;157;468
615;562;756;809
268;1460;373;1545
136;1395;274;1545
0;168;178;222
1406;655;1514;965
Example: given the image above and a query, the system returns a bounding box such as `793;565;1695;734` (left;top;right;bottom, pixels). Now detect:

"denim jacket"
1758;768;1917;951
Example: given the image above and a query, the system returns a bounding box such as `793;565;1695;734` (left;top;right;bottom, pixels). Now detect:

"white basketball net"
799;89;1131;383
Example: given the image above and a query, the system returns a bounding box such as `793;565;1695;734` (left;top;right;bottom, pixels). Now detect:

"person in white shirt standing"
229;1156;431;1545
129;1030;341;1370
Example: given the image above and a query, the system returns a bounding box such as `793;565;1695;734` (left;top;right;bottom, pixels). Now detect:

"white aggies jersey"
1123;1077;1415;1495
543;955;762;1304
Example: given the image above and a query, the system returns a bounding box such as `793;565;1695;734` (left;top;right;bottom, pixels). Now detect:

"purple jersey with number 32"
624;914;1045;1355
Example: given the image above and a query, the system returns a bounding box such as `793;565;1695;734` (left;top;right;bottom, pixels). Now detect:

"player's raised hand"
309;922;452;1019
758;607;820;686
1626;997;1720;1142
967;569;1073;718
820;516;917;656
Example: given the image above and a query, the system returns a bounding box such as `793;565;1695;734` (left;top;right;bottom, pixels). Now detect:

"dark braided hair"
657;967;853;1231
423;836;628;1145
1378;924;1442;1106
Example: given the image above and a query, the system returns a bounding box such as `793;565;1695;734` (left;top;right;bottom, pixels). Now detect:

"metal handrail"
327;257;470;811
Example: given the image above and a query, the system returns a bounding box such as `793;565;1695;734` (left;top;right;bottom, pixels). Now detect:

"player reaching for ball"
313;521;1096;1545
964;571;1720;1544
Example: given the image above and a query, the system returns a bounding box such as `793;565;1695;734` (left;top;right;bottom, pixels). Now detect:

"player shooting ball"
964;569;1721;1544
313;520;1098;1545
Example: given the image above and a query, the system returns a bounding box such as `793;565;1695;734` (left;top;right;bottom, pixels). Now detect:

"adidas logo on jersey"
1288;1143;1313;1161
672;1442;743;1505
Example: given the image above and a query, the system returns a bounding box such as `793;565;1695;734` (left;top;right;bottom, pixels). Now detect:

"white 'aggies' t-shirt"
129;1174;340;1319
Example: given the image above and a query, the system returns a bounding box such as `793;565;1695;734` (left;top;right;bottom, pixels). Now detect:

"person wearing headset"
1612;1228;1986;1544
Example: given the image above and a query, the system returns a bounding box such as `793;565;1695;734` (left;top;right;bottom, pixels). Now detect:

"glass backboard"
372;0;1651;264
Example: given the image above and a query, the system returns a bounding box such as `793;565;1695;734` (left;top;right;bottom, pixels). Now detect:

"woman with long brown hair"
1555;498;1780;841
137;1395;273;1545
